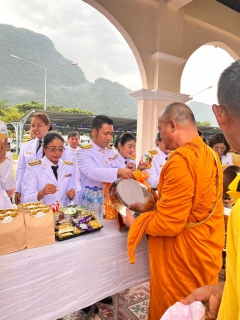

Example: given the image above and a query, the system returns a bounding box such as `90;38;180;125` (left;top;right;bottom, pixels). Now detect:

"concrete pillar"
129;89;191;162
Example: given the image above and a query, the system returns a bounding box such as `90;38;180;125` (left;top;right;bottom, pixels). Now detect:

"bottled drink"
91;186;98;216
87;187;93;213
81;186;89;206
97;188;104;220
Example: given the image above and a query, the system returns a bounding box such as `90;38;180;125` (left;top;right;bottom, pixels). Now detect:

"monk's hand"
128;202;146;213
126;162;136;170
122;208;135;227
181;282;225;320
66;188;75;200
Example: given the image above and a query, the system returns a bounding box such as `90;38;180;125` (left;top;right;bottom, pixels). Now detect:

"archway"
84;0;147;88
181;43;236;127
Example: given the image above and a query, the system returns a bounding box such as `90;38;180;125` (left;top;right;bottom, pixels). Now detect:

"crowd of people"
1;59;240;319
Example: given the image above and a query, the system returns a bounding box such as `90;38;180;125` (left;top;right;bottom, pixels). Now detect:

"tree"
12;100;94;115
196;121;211;126
0;99;10;116
12;100;43;113
0;107;23;122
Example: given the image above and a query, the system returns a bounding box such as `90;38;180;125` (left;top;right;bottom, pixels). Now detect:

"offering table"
0;220;149;320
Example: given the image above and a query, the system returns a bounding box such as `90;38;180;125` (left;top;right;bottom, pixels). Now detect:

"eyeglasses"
213;146;226;152
45;147;65;153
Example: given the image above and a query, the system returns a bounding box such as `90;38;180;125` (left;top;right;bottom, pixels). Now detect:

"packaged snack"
57;232;74;239
50;201;62;212
88;220;102;229
141;150;158;169
22;202;44;207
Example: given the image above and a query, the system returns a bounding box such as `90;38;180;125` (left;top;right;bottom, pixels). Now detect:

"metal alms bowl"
109;179;155;216
223;165;240;200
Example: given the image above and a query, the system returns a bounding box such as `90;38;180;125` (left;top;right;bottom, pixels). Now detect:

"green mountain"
187;101;219;127
0;24;138;118
0;24;220;124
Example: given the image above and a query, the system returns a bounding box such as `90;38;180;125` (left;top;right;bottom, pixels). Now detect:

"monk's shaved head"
160;102;196;126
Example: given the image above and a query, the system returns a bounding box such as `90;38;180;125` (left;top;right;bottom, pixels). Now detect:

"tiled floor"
62;282;150;320
61;269;225;320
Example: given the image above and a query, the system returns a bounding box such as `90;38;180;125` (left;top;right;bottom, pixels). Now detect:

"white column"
129;89;191;162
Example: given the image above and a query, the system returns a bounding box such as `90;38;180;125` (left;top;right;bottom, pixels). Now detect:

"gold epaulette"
148;150;158;156
28;160;41;166
63;160;73;165
108;145;112;149
82;144;93;150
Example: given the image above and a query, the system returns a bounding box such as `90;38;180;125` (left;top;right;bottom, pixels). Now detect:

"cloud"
0;0;141;90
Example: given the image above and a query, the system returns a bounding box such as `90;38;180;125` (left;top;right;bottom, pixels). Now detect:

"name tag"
65;173;72;177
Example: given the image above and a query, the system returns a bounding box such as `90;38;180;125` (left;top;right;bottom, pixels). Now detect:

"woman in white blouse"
114;132;136;168
209;133;233;166
22;132;75;205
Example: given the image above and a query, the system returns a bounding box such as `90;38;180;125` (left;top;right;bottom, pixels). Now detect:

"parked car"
10;140;17;152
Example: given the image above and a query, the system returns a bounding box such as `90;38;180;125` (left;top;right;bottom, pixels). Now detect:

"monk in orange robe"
123;103;225;320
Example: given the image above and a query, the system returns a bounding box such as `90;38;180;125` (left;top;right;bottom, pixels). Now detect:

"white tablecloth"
0;220;149;320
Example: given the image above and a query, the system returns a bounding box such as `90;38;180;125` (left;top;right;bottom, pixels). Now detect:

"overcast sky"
0;0;235;104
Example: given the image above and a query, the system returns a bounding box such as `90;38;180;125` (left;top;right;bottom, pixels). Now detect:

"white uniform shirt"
145;147;169;188
66;145;81;203
16;138;67;195
65;145;81;191
221;152;233;166
76;140;121;203
3;151;14;205
22;156;75;206
114;150;136;168
6;151;13;168
0;160;15;209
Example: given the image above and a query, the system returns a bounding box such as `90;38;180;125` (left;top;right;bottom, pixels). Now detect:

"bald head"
218;59;240;118
160;102;196;127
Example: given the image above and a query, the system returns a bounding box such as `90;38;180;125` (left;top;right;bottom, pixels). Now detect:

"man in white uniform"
145;132;171;188
65;131;81;204
0;138;15;209
76;114;134;313
77;115;134;204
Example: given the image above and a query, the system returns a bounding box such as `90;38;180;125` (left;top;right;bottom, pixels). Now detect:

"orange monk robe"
128;136;225;320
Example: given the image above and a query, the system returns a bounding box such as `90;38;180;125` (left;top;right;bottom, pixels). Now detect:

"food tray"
55;225;103;241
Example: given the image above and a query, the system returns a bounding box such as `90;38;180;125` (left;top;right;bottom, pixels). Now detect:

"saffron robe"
128;136;225;320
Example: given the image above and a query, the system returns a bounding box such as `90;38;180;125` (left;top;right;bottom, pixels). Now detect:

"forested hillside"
0;24;138;118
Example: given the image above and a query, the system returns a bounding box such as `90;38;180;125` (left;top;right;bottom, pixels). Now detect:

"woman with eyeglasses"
22;132;75;205
209;133;233;165
15;112;66;204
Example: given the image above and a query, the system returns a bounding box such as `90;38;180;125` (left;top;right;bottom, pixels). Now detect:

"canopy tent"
7;109;222;154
